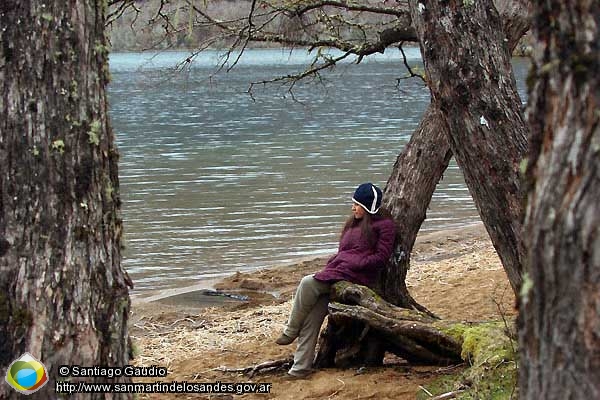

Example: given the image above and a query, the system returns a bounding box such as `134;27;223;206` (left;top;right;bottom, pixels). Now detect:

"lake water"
108;48;530;294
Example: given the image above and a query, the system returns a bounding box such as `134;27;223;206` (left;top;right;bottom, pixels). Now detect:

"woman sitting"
275;183;396;378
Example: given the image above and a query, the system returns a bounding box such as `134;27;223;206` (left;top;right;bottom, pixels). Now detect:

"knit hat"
352;183;382;214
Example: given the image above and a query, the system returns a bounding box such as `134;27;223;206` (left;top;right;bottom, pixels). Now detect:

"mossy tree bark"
0;1;133;398
520;0;600;398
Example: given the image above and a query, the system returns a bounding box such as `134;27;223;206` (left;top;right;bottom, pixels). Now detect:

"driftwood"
217;357;293;378
315;281;463;368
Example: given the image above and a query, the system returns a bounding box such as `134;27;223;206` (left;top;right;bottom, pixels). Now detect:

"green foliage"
70;80;79;101
130;340;141;359
540;60;560;75
440;322;469;342
94;40;109;56
462;323;515;364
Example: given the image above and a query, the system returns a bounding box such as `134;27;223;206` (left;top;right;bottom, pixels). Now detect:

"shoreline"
131;221;490;309
129;221;516;400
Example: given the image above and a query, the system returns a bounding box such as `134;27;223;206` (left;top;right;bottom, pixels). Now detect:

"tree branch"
292;0;409;17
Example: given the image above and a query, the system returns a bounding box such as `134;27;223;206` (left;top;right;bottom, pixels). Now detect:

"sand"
130;223;516;399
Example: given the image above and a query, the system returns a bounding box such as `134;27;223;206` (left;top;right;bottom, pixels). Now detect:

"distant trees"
106;0;402;52
520;0;600;397
0;1;132;398
108;0;254;50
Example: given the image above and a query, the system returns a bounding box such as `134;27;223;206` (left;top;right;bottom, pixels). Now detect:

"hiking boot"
285;369;314;380
275;333;296;345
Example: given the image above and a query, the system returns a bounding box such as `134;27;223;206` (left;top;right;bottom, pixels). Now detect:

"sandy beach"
130;223;516;399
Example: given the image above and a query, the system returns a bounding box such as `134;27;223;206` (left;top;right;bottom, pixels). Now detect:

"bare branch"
248;0;258;27
398;42;425;83
107;0;420;93
292;1;409;17
247;50;353;92
107;0;137;26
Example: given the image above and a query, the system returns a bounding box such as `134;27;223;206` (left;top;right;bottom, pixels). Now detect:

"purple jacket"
314;217;396;287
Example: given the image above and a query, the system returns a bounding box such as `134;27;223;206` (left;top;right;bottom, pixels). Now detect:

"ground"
130;223;517;399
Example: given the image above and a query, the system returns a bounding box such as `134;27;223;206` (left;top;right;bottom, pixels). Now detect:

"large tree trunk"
519;0;600;398
408;0;529;295
381;0;530;307
0;1;133;398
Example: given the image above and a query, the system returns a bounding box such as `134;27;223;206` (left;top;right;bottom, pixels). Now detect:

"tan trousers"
284;275;331;376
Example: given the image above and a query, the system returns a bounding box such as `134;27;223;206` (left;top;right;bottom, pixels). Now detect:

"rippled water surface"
108;49;530;294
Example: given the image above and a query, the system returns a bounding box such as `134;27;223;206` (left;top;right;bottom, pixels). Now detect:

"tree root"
315;281;464;367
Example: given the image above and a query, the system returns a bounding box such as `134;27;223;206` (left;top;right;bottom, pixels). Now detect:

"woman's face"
351;202;366;219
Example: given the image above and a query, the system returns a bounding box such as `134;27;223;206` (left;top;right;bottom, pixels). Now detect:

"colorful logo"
5;353;49;395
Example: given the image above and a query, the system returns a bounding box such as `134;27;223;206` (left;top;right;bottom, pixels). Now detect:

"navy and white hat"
352;183;382;214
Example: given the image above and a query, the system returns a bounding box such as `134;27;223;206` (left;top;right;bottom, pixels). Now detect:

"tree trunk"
519;0;600;398
0;1;133;398
493;0;532;52
318;0;531;367
381;0;530;307
380;105;452;311
408;0;529;295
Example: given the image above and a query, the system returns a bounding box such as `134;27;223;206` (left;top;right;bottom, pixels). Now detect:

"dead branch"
398;41;425;83
110;0;415;65
292;1;409;17
216;357;293;377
